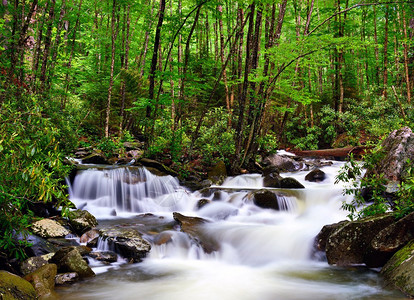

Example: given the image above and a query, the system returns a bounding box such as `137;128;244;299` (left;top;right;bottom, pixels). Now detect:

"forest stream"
56;160;406;300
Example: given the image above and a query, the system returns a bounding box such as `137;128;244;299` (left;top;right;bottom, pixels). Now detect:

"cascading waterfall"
59;162;406;300
69;167;192;217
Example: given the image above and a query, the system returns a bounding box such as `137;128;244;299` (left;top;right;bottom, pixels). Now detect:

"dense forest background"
0;0;413;256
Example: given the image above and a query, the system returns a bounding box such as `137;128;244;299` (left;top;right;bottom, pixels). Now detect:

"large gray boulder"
323;214;395;266
365;126;414;188
262;154;306;172
31;218;70;238
99;227;151;263
381;240;414;297
0;271;37;300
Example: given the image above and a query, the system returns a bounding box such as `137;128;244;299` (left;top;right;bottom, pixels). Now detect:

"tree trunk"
402;10;411;104
104;0;118;138
39;0;56;92
382;4;389;99
119;4;130;134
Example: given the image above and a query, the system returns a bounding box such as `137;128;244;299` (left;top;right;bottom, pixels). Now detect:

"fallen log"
290;146;372;158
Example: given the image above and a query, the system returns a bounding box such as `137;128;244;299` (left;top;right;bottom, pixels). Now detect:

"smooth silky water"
58;161;406;300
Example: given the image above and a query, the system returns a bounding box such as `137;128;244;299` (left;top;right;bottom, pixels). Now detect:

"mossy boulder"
68;209;98;234
364;211;414;268
24;263;58;299
20;253;54;276
365;126;414;187
51;247;95;278
381;240;414;297
325;214;395;266
31;218;70;238
0;271;37;300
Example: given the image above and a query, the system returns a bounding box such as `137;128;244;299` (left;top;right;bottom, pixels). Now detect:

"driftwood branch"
290;146;372;158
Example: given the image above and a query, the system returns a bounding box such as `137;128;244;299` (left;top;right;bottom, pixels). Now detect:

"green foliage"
257;130;279;154
194;107;235;165
0;93;72;259
335;146;390;220
394;162;414;219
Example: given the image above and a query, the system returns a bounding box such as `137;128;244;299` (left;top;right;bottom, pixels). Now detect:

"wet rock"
249;189;279;210
31;218;70;238
24;263;58;299
51;247;95;278
280;177;305;189
315;220;349;252
197;199;211;209
325;214;395;266
207;160;227;185
48;237;80;248
365;126;414;187
55;272;79;285
99;227;151;263
0;271;37;300
305;168;326;182
381;240;414;297
86;237;99;248
68;209;98;234
173;212;218;253
82;152;109;164
20;253;54;276
153;232;173;245
262;166;282;188
88;251;118;263
263;154;305;172
364;211;414;268
20;234;59;257
80;229;100;244
137;158;178;177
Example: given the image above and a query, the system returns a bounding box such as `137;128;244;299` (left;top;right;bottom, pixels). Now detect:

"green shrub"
0;94;72;259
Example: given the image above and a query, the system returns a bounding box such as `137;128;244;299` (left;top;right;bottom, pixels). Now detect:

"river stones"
51;247;95;278
249;189;279;210
89;251;118;263
173;212;218;253
68;209;98;234
99;227;151;263
262;166;282;188
305;168;326;182
80;229;100;244
321;214;395;266
20;253;54;276
262;154;306;172
55;272;79;285
280;177;305;189
0;271;37;300
31;218;70;238
81;152;109;164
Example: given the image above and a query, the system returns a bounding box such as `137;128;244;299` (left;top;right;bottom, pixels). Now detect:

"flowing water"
58;161;406;300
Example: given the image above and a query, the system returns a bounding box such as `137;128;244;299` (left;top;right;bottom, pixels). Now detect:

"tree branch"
308;1;414;36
